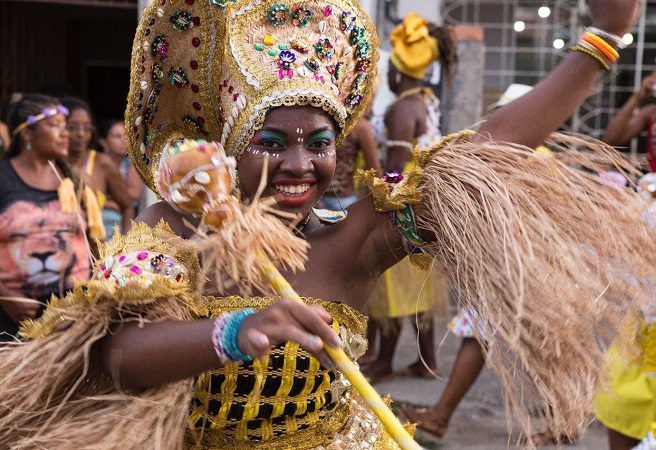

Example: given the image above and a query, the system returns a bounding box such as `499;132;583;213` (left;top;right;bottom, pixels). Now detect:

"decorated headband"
389;12;439;80
12;105;70;137
126;0;379;195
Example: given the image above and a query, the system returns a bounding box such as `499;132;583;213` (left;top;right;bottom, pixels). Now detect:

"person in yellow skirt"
595;173;656;450
362;12;456;382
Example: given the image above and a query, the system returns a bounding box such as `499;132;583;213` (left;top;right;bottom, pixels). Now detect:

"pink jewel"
118;255;126;262
100;264;106;271
137;251;149;260
323;5;332;16
198;144;206;151
232;93;239;101
130;266;142;275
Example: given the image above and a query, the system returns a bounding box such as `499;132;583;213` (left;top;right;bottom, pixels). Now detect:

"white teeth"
274;183;310;195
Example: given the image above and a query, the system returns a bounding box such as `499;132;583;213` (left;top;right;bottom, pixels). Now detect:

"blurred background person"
98;118;141;240
603;71;656;172
0;93;91;341
362;12;456;383
61;96;134;247
0;120;10;157
321;90;382;212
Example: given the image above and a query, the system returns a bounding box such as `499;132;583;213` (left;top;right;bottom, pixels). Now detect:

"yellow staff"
258;250;422;450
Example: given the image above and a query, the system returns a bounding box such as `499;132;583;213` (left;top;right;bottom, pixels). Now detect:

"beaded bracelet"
570;44;611;71
211;307;257;364
222;307;257;362
211;312;233;364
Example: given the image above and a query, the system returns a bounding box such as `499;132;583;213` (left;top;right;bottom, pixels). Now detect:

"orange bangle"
584;32;620;59
577;40;612;69
582;32;619;61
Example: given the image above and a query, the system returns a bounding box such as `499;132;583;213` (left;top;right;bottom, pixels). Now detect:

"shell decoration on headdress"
126;0;379;195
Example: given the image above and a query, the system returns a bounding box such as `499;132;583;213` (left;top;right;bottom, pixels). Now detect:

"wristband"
211;307;257;364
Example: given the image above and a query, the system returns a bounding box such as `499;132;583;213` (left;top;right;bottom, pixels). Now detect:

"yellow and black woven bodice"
186;296;367;449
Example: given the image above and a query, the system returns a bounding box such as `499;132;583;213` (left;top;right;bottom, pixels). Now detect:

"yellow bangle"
570;45;610;71
583;32;619;60
577;39;613;67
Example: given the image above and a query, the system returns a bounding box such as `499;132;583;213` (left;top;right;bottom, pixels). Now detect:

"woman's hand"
636;72;656;103
587;0;640;36
238;299;341;369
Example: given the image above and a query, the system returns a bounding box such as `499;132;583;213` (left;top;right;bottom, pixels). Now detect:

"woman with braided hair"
0;0;648;449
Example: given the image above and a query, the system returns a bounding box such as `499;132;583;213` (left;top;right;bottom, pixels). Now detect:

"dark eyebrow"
259;126;288;136
259;126;332;135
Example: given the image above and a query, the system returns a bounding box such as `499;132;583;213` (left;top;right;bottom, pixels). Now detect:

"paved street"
370;316;609;450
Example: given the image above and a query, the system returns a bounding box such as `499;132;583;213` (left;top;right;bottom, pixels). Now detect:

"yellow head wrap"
389;12;439;80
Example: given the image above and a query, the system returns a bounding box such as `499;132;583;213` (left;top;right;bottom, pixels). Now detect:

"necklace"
294;213;312;235
396;86;426;102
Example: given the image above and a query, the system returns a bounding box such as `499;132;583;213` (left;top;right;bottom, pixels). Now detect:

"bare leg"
358;318;378;366
405;312;439;376
361;318;400;383
401;337;485;438
608;428;640;450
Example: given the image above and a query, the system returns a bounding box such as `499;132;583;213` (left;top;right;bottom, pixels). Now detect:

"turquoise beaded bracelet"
221;307;257;362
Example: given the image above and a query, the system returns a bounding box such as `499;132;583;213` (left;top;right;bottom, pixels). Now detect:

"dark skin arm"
97;154;135;231
384;96;424;172
603;72;656;146
475;0;639;148
353;117;382;176
99;202;341;389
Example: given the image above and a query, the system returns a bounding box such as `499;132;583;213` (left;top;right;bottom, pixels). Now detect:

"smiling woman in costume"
0;0;650;448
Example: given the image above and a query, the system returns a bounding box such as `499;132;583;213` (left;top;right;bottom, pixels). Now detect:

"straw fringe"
0;296;194;449
415;131;656;447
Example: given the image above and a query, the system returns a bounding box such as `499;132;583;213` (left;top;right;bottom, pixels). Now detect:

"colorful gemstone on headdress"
356;57;371;72
277;50;296;79
315;38;334;61
356;41;370;58
152;63;164;82
352;72;368;91
190;59;198;69
268;4;290;27
292;6;313;27
255;43;264;51
291;34;312;53
151;35;169;56
170;10;194;30
345;92;363;110
304;56;320;73
209;0;236;6
340;11;356;32
323;5;332;17
350;27;365;45
169;66;189;88
263;34;275;46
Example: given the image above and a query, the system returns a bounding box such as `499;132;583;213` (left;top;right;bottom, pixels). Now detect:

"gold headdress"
389;12;439;80
126;0;379;194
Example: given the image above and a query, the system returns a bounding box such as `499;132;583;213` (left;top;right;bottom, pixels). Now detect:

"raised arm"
476;0;640;148
603;73;656;146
